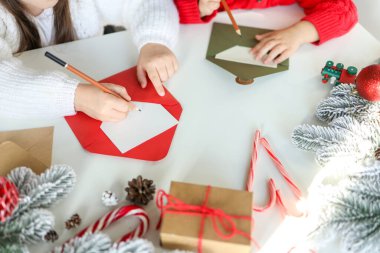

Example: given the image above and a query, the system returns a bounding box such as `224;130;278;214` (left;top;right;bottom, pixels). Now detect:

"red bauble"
356;64;380;101
0;177;19;222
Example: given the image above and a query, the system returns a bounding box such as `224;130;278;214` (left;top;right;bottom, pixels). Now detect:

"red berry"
356;64;380;101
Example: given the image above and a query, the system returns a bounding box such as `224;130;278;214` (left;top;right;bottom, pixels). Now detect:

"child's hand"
199;0;221;17
137;43;179;97
74;83;133;122
251;21;319;64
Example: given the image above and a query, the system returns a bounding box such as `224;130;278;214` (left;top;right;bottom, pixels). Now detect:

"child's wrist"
292;21;319;44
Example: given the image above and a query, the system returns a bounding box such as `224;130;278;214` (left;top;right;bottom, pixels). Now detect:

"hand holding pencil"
45;51;137;122
199;0;241;36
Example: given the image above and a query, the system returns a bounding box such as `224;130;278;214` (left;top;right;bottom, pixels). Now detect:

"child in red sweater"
174;0;358;64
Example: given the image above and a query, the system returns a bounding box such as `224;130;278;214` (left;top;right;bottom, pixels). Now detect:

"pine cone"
44;230;59;242
65;213;81;229
375;148;380;160
125;175;156;205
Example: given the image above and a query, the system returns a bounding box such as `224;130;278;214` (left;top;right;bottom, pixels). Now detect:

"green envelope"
206;22;289;84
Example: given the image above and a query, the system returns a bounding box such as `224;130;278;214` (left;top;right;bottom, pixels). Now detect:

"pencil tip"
236;29;242;36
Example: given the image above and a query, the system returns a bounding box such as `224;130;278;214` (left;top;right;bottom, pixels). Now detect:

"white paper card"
215;45;278;68
100;102;178;153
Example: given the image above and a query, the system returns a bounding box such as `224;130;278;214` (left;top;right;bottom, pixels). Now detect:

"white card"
215;45;278;68
100;102;178;153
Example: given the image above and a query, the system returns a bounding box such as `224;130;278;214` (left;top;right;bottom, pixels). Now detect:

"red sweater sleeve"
174;0;217;23
298;0;358;44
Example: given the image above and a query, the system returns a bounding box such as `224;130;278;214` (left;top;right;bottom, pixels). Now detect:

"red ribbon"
156;186;256;253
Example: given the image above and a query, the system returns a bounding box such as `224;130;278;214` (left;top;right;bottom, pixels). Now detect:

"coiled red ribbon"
156;186;255;253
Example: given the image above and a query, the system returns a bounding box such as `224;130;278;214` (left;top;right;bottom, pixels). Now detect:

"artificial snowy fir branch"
110;239;154;253
53;233;112;253
54;233;193;253
307;163;380;253
0;243;28;253
292;116;380;166
0;209;54;245
7;167;38;196
10;164;76;219
316;83;380;122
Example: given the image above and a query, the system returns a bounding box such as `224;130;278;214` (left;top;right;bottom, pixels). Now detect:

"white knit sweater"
0;0;179;119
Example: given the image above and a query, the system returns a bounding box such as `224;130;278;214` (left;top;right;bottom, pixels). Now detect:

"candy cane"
56;205;149;251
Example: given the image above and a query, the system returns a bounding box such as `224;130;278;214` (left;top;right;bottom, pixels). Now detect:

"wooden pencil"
44;51;137;110
220;0;241;36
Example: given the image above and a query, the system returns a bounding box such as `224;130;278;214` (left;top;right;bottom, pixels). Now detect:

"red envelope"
65;67;182;161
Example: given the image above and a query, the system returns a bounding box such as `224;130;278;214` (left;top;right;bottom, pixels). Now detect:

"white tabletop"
2;5;380;253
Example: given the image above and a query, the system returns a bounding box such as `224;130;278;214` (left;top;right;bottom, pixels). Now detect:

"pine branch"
12;164;76;218
308;164;380;253
53;233;111;253
316;84;380;123
292;124;344;151
0;243;28;253
110;239;154;253
7;167;38;196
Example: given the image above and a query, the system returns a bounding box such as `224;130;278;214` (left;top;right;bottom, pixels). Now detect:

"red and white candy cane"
77;205;149;242
57;205;149;251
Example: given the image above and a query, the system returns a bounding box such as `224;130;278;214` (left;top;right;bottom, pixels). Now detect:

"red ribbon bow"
156;186;255;253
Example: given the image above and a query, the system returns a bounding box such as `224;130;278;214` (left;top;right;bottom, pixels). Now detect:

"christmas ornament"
321;60;357;85
44;229;59;242
65;213;81;229
0;177;19;222
102;190;119;207
356;64;380;101
125;176;155;205
55;205;149;252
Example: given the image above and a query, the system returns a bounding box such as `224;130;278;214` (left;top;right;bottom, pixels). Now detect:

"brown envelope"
0;127;53;175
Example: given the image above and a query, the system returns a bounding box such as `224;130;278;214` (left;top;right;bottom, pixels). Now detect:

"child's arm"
95;0;179;96
174;0;220;23
252;0;358;63
251;21;319;64
0;37;131;121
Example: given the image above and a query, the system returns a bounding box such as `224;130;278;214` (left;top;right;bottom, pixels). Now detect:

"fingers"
263;44;286;64
103;83;131;101
101;109;129;122
145;65;165;96
254;39;279;60
137;65;147;88
273;49;292;64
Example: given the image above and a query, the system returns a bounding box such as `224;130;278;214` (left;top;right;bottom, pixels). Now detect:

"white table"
2;5;380;253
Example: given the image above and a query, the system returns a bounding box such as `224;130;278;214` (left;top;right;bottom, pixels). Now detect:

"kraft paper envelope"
0;141;47;176
206;22;289;82
0;126;53;175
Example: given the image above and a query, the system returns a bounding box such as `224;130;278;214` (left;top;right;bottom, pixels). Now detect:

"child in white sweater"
0;0;179;121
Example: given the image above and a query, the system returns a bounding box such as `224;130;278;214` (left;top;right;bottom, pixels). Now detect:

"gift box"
159;181;253;253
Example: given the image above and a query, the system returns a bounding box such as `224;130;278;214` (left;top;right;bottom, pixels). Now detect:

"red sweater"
174;0;358;45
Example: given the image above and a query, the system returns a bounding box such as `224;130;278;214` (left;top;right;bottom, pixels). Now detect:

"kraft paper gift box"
159;181;253;253
0;127;53;175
